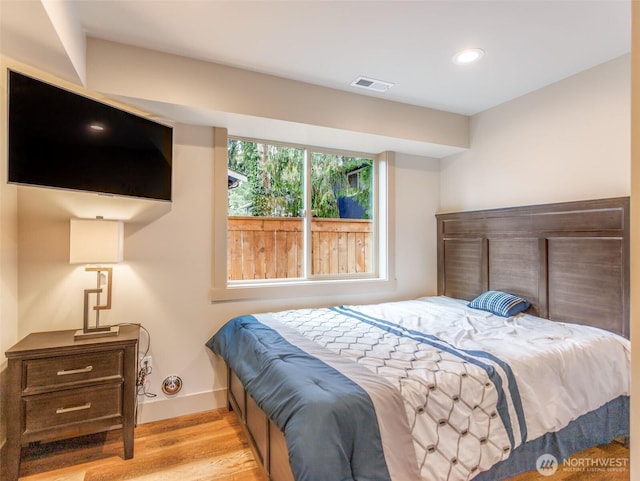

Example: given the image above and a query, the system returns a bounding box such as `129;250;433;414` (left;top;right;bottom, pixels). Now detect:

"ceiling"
75;0;633;116
1;0;631;117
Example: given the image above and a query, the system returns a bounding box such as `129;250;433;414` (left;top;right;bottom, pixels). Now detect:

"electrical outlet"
142;356;152;373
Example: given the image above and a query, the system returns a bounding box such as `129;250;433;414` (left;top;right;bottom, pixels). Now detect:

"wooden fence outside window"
228;216;373;280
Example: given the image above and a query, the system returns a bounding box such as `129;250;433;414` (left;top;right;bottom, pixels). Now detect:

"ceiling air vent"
350;76;394;93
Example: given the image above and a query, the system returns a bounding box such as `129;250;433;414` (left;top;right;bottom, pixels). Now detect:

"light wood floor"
18;409;265;481
16;409;629;481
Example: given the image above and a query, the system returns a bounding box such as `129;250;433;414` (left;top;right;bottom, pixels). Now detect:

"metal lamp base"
74;325;120;340
76;275;119;341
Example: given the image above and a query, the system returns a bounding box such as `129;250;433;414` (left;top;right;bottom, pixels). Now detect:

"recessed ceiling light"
452;48;485;65
89;124;105;131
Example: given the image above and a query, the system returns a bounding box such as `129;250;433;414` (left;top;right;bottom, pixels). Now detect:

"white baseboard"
136;388;227;425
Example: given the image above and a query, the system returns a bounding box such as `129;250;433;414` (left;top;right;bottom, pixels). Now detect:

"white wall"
0;54;19;460
440;55;630;212
393;153;440;298
15;125;441;423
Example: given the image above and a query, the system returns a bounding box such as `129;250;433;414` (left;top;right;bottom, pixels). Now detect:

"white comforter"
266;296;630;481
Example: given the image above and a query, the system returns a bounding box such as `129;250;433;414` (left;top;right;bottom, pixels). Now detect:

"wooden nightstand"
3;324;139;481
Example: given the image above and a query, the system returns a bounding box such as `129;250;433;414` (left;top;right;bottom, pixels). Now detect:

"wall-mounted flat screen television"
7;70;173;201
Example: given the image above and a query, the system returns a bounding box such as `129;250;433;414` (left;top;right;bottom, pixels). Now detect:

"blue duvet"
207;315;392;481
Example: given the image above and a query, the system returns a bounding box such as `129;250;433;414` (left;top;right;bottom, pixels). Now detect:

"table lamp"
70;218;123;339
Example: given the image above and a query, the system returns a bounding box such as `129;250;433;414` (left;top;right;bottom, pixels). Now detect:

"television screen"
7;70;172;201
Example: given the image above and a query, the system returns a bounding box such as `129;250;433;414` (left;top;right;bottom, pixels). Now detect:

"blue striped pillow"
467;290;530;317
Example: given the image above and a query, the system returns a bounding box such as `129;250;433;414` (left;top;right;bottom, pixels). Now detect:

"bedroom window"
210;129;394;301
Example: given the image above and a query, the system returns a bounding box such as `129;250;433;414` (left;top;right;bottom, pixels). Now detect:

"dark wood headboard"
436;197;629;338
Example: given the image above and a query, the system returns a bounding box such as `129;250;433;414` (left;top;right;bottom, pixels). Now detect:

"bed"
206;197;630;481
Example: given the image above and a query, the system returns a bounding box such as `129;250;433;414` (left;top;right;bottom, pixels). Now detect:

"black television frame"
7;70;173;201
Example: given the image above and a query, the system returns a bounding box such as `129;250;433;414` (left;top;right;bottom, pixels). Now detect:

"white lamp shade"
70;219;124;264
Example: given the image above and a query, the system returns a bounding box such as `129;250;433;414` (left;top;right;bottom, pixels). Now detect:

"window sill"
209;277;397;302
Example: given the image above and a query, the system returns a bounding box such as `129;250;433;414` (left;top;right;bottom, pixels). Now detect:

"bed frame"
436;196;629;338
227;367;295;481
227;196;630;481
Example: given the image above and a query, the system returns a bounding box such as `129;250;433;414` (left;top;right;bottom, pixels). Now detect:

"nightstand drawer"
24;384;123;433
24;350;123;392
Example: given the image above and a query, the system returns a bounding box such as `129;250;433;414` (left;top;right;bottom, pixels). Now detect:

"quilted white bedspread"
264;296;630;481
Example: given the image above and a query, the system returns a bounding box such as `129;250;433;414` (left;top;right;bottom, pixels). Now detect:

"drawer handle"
57;366;93;376
56;403;92;414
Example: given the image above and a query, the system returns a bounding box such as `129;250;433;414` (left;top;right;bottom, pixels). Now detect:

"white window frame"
210;127;396;301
